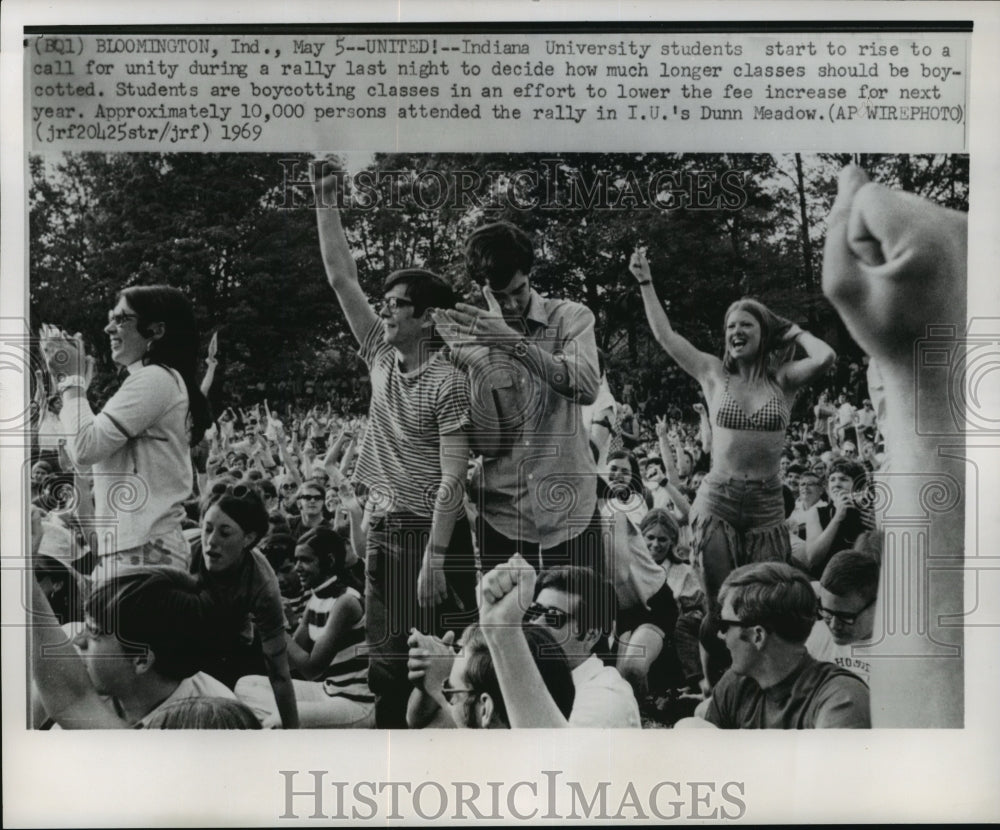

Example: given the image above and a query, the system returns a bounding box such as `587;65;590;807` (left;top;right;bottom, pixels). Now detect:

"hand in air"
822;164;966;372
629;249;652;284
479;553;537;629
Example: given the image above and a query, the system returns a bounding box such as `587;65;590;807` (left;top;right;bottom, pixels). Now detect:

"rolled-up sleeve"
557;303;600;405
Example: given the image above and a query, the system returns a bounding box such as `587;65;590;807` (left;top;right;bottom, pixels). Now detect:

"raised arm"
479;555;569;728
776;324;837;392
312;156;379;346
199;331;219;397
30;578;125;729
655;417;691;520
629;251;718;385
274;424;303;487
405;629;458;729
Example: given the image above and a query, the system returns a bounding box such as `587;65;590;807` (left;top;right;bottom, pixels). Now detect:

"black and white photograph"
3;2;999;825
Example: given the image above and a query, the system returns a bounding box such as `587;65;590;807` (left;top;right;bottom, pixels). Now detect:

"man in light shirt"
805;549;878;687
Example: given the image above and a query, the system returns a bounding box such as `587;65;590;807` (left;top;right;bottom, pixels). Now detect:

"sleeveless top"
304;576;372;703
714;374;789;433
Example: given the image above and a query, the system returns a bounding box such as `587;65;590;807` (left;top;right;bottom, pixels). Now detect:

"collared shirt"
469;290;600;547
569;655;641;728
59;360;192;555
704;653;871;729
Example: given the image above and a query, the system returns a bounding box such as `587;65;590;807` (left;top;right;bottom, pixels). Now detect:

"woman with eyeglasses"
191;485;299;728
40;287;211;578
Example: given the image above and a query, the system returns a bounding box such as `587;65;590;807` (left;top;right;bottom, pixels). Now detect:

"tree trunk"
795;153;815;289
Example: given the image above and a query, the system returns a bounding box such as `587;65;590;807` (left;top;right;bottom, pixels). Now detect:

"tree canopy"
29;151;968;413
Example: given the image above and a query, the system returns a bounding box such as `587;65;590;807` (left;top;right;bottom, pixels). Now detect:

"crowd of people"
27;162;965;730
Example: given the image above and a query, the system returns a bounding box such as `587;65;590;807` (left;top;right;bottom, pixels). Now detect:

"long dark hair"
119;286;211;444
721;298;796;380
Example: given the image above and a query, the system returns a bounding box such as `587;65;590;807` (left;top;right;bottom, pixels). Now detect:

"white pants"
235;675;375;729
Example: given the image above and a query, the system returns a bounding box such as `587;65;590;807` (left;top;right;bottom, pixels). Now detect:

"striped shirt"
353;322;470;517
304;577;371;704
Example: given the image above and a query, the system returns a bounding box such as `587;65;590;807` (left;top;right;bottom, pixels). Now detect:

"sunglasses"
211;483;254;499
107;310;139;326
441;677;475;705
524;602;570;630
298;494;323;502
818;598;875;626
380;297;415;314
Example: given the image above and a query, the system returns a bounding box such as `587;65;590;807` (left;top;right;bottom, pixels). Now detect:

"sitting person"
454;554;639;728
286;481;329;541
685;561;870;729
618;509;706;699
530;565;640;727
31;566;235;729
259;531;305;631
806;549;879;686
145;697;262;730
190;486;299;728
598;452;671;650
794;457;877;576
408;622;575;729
235;527;374;728
407;564;636;728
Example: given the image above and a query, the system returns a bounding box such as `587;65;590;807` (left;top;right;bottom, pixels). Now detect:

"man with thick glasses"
805;549;878;686
690;561;870;729
313;157;475;728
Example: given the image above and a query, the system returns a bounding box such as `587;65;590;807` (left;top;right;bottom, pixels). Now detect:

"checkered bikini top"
714;374;789;433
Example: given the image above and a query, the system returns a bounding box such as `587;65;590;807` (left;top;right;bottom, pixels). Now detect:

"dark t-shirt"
189;540;286;645
705;653;870;728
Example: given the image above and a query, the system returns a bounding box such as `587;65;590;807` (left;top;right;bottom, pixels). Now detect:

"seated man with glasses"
528;566;640;727
313;156;476;728
406;563;637;728
412;623;575;729
286;482;328;541
805;549;878;686
684;561;870;729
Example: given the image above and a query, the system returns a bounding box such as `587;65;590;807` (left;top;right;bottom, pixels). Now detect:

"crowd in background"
27;162;964;731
